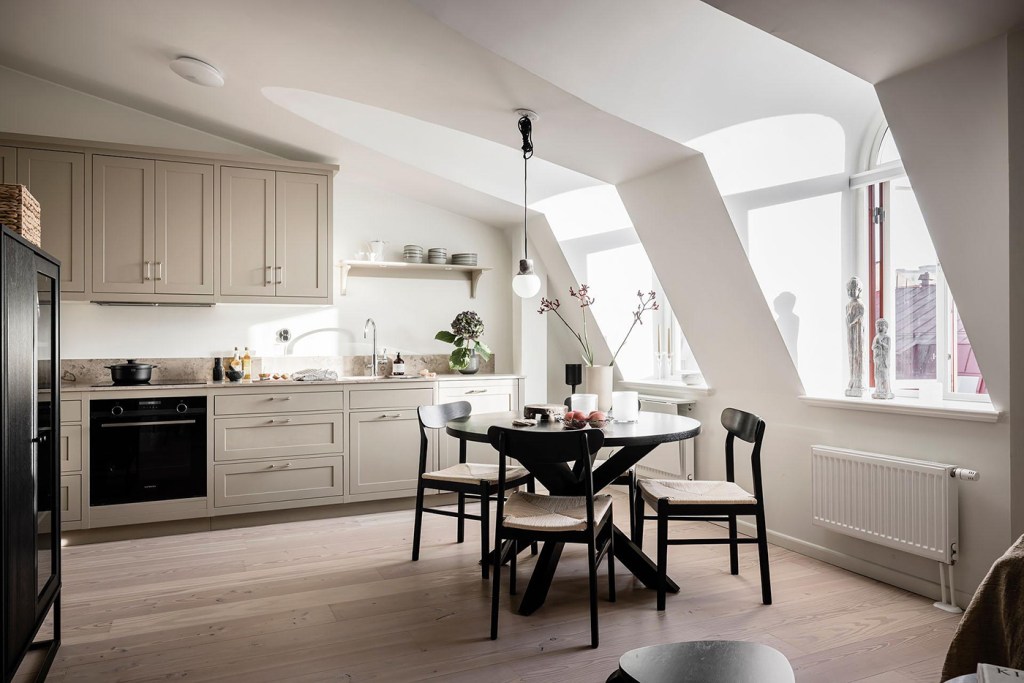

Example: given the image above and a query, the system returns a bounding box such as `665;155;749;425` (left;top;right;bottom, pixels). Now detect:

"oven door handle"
100;419;198;428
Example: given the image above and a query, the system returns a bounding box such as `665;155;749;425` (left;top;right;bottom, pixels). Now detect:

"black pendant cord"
519;114;534;263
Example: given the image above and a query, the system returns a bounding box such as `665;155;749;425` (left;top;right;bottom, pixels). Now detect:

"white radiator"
811;445;979;612
810;445;976;564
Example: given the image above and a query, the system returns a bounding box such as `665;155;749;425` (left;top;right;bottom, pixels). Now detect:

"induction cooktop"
90;379;208;387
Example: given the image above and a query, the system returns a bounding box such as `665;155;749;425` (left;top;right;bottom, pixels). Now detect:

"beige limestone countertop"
60;374;524;394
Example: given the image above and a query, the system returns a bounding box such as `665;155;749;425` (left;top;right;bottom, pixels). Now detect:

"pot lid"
105;359;157;369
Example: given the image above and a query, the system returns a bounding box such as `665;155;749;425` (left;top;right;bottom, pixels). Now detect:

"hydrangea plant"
435;311;493;370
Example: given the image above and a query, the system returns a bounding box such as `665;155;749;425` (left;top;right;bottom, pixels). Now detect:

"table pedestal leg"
613;527;679;593
516;541;564;615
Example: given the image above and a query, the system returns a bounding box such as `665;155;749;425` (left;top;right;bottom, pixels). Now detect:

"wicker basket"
0;184;41;247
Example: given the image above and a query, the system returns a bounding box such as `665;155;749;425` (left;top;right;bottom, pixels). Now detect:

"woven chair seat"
502;491;613;532
422;462;528;484
638;479;756;507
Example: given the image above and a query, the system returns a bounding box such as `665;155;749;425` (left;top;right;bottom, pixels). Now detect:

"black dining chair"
564;397;638;537
412;401;535;578
487;425;615;649
633;407;771;610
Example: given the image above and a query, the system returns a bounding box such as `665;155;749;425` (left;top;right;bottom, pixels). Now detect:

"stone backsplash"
60;354;495;384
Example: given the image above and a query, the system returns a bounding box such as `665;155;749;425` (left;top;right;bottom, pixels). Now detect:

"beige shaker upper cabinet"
92;155;155;294
0;146;15;183
275;172;329;300
221;167;275;296
16;148;86;293
155;161;214;296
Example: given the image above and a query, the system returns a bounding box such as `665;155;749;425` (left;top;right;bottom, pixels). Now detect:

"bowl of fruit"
562;410;609;430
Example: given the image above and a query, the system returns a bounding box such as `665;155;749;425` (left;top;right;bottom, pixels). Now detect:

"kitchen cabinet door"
0;146;15;183
155;161;214;295
438;381;518;468
92;155;155;294
17;148;86;292
348;410;428;496
220;167;275;296
275;171;329;299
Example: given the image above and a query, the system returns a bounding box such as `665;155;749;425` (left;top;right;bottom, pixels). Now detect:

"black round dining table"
446;410;701;615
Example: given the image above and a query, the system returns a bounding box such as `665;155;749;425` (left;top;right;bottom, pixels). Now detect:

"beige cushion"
639;479;757;507
422;462;528;485
501;491;613;532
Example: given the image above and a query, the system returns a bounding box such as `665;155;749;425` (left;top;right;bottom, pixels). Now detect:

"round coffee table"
608;641;795;683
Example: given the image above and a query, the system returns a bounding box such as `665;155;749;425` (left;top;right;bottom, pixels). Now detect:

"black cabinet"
1;226;61;683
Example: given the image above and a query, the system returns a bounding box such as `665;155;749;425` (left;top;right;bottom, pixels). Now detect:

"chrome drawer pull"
102;419;196;428
267;462;293;470
267;418;292;424
268;396;291;401
379;413;401;419
465;389;487;394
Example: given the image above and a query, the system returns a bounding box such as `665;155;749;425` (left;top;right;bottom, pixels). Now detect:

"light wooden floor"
40;494;960;682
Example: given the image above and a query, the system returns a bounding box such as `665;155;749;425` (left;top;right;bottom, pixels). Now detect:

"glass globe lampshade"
512;259;541;298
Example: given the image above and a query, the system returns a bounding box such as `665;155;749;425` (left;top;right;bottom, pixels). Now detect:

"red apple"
565;410;585;421
587;411;607;421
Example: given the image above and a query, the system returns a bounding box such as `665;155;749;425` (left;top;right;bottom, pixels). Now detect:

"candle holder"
565;363;582;395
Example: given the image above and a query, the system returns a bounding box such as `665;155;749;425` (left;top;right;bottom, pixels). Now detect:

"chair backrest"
721;407;766;500
416;401;472;475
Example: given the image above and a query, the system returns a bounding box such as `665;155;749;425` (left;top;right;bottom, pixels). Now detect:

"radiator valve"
951;467;980;481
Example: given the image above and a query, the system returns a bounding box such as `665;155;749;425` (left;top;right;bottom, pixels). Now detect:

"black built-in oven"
90;396;207;506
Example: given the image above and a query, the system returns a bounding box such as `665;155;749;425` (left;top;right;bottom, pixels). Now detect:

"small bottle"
212;357;224;382
392;352;405;376
242;347;252;381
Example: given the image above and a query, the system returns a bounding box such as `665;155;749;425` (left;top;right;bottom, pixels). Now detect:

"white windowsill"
799;393;1000;423
619;379;715;396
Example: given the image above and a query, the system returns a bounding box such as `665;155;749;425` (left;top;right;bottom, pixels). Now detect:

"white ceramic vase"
584;365;614;412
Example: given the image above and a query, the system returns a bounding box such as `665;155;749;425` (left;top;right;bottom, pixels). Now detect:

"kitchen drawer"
214;455;343;507
438;381;517;414
61;474;82;523
214;412;344;462
60;424;83;472
348;387;433;410
214;390;344;416
61;399;82;423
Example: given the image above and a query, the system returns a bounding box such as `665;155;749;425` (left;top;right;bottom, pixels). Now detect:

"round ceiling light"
169;57;224;87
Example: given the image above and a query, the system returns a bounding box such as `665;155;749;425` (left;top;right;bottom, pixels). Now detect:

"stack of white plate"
403;244;423;263
451;253;477;266
428;247;447;264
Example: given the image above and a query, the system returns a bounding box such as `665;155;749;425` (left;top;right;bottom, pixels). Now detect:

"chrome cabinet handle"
266;418;292;424
465;389;487;394
144;261;152;281
379;413;401;419
275;266;283;285
267;462;292;470
268;396;292;401
102;419;196;428
155;262;163;281
265;265;272;285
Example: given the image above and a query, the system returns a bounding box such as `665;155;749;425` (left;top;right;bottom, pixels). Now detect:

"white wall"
618;153;1011;603
0;67;513;371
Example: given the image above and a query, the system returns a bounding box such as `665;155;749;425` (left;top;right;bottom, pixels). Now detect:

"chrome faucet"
363;318;385;377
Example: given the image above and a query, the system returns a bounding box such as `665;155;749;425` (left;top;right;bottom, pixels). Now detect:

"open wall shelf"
339;260;492;298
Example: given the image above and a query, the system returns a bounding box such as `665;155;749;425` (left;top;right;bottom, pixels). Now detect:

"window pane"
532;185;632;241
954;307;987;395
747;193;843;393
686;114;845;196
586;245;654;379
890;178;938;382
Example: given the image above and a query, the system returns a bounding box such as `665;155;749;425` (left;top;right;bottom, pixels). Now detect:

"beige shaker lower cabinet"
437;379;520;468
346;384;437;500
214;413;344;462
214;456;345;508
59;398;85;530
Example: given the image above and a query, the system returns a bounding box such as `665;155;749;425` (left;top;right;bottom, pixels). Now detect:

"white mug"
570;393;598;415
612;391;640;422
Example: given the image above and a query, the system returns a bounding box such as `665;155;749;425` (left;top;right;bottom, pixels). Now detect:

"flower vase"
584;365;613;412
459;348;480;375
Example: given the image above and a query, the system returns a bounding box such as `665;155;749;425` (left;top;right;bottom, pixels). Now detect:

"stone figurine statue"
845;276;866;397
872;318;894;400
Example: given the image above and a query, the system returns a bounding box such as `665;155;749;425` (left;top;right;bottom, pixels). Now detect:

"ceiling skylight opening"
686;114;845;196
532;184;632;242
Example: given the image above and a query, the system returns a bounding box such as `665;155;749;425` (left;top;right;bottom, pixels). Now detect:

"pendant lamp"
512;109;541;298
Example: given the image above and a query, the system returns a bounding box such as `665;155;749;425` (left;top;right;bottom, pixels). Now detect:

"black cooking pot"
105;359;158;385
